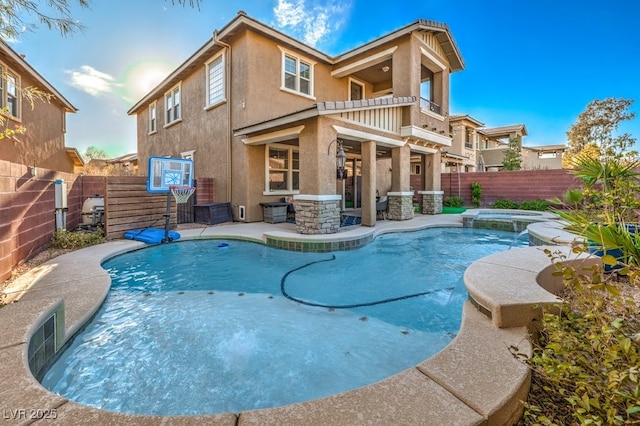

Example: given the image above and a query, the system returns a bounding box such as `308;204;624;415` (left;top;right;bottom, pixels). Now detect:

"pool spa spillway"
462;208;558;233
40;227;529;416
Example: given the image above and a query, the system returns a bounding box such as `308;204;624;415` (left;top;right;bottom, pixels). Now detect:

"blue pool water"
41;227;527;415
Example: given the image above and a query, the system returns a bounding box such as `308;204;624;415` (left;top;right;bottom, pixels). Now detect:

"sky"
7;0;640;158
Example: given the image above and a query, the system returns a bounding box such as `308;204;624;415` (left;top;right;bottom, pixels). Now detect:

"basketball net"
170;186;195;204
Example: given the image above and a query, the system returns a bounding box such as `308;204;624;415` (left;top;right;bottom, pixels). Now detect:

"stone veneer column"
419;190;443;215
387;191;414;221
293;194;341;234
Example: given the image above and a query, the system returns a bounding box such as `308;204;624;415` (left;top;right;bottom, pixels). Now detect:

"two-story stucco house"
128;11;464;234
0;40;81;173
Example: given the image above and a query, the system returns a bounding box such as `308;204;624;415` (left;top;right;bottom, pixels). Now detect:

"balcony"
420;97;441;115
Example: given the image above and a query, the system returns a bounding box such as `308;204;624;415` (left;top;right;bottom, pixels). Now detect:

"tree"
82;145;108;162
0;0;90;40
502;137;522;170
561;142;600;169
566;97;637;161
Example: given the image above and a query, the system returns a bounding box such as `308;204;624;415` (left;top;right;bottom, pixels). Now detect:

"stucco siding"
1;70;73;173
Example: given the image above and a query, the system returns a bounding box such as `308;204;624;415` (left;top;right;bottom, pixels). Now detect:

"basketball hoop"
170;186;195;204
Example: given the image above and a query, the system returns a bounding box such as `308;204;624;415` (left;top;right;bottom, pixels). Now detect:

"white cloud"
274;0;305;27
65;65;120;97
273;0;350;47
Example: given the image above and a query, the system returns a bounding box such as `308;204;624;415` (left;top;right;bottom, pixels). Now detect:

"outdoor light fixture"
329;138;348;179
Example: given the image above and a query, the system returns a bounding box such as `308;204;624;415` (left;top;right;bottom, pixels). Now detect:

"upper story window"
266;144;299;193
165;84;181;125
349;79;364;101
280;48;314;98
0;65;20;119
148;101;157;133
206;53;225;107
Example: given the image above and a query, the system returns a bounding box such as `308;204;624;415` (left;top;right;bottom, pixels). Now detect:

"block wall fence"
439;170;583;207
0;158;214;283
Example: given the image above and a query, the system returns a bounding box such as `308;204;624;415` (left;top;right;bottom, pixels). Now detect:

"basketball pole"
163;191;172;243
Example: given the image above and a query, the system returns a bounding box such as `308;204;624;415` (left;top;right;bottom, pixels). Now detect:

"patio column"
360;141;376;227
391;144;410;192
389;144;413;220
293;123;341;234
294;195;341;234
419;190;443;214
423;150;442;191
387;192;414;220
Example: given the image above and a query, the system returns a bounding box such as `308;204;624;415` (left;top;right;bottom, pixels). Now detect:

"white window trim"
263;143;300;195
181;150;195;160
164;82;182;128
0;63;21;121
348;77;365;101
205;51;226;110
278;46;316;100
148;100;157;134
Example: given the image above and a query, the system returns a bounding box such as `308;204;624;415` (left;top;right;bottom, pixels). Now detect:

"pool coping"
0;214;595;425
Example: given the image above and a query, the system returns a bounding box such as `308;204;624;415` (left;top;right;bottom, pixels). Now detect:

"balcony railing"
420;97;441;115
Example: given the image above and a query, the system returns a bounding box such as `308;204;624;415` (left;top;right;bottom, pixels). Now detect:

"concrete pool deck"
0;213;595;425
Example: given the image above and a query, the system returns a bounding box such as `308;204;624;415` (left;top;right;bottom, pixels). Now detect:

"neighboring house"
0;40;80;173
442;116;565;172
521;144;565;170
442;114;484;172
128;11;464;234
84;153;138;175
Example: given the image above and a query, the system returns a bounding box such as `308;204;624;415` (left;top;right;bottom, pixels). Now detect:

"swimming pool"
41;227;528;416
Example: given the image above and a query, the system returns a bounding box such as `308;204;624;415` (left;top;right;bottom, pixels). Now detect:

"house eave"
333;19;465;72
65;147;85;166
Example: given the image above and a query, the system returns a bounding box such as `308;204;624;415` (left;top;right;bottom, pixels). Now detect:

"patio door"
343;158;361;210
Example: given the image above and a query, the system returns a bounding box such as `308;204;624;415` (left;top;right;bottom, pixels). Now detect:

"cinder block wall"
441;170;582;207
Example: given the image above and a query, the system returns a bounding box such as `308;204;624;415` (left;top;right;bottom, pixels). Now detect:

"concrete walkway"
0;214;588;425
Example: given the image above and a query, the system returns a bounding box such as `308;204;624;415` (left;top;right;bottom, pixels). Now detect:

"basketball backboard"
147;156;193;193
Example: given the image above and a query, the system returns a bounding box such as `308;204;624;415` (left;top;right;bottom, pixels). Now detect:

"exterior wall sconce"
381;66;390;72
329;138;348;179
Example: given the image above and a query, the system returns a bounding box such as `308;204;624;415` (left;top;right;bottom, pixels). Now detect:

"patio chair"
376;196;388;219
282;196;296;221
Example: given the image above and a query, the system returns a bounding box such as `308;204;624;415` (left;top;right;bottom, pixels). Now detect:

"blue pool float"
124;228;181;244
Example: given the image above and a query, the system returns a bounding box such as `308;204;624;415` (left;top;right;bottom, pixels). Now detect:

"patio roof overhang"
233;96;416;138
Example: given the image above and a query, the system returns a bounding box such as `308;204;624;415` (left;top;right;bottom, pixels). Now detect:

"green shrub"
519;199;549;211
443;196;463;207
491;198;519;209
50;228;105;249
518;248;640;425
471;182;482;207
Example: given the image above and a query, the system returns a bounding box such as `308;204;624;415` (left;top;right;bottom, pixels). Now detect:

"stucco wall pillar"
298;122;336;195
423;150;441;191
391;144;411;192
360;141;376;227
